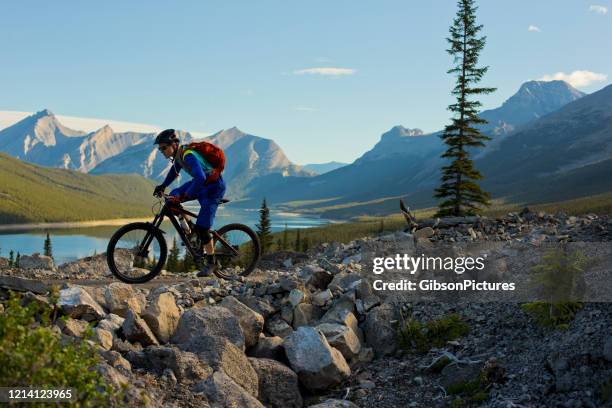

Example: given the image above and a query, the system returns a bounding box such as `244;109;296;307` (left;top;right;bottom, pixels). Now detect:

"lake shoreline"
0;217;152;232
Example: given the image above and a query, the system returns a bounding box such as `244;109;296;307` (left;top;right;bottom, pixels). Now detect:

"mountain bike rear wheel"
106;222;167;283
212;223;261;279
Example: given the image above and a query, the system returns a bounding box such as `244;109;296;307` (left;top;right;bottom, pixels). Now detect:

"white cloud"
528;25;541;32
293;67;356;76
539;70;608;88
589;5;608;14
294;106;318;112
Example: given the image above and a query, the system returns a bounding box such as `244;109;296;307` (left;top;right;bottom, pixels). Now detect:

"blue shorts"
170;177;226;229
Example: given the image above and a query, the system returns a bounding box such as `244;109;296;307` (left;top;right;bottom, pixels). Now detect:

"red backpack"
177;141;226;183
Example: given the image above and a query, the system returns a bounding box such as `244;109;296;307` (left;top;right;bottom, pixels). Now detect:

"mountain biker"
153;129;226;277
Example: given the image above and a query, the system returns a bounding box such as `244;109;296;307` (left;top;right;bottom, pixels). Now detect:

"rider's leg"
195;180;225;277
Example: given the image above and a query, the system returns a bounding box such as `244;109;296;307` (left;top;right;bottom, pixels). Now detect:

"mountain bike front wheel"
106;222;167;284
212;223;261;280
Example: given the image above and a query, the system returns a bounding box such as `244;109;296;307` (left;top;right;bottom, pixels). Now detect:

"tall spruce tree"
256;198;272;254
167;237;180;272
44;232;53;259
435;0;496;217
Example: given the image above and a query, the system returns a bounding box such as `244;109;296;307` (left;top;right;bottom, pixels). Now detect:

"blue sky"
0;1;610;164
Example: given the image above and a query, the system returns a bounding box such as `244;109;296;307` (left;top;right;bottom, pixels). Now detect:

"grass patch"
521;301;583;328
398;313;469;353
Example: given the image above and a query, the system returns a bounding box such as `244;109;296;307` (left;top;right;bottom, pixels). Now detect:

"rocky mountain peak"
380;126;424;141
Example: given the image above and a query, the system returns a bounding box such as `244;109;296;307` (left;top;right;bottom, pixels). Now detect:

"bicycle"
106;193;261;283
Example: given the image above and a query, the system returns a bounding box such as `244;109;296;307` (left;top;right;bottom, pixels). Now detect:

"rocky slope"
0;209;611;407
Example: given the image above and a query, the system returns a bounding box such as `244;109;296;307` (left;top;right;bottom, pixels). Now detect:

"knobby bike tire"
106;222;168;284
213;223;261;279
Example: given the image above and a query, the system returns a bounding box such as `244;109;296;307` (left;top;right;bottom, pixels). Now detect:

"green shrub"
521;301;583;328
0;292;118;406
398;313;469;353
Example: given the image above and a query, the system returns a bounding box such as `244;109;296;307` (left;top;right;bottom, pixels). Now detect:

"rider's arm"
161;161;182;188
183;153;206;198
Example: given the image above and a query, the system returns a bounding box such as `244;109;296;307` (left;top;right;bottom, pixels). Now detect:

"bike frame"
139;201;239;262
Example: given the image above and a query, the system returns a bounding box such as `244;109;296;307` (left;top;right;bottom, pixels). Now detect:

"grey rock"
413;227;435;239
293;303;323;329
178;335;259;397
58;317;90;338
58;286;105;321
249;357;303;408
363;303;398;357
220;296;265;349
171;306;245;351
247;336;286;362
304;265;333;289
141;291;180;344
316;323;361;361
307;399;359;408
284;327;350;392
19;253;55;270
100;350;132;371
126;345;212;383
312;290;333;307
97;313;125;333
122;309;159;347
104;282;146;318
288;289;306;308
266;315;294;338
194;371;264;408
94;328;113;350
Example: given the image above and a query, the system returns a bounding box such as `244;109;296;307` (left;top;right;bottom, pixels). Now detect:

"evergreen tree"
15;252;21;268
167;237;180;272
182;251;195;272
44;232;53;258
301;237;309;253
294;229;301;251
281;224;289;251
276;238;283;251
255;199;272;254
435;0;496;217
9;250;14;267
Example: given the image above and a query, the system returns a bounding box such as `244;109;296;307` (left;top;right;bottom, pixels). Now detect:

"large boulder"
178;335;258;397
18;253;55;270
104;283;146;318
171;306;245;351
321;307;362;343
284;327;350;392
316;323;361;362
363;304;398;357
220;296;264;348
194;371;264;408
122;309;159;347
141;292;180;344
249;357;303;408
126;346;213;383
57;286;105;321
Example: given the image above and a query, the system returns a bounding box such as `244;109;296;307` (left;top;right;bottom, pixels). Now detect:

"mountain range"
1;79;610;219
0;114;312;199
241;80;612;219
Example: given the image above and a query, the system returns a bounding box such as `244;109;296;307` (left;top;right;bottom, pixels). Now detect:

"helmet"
154;129;180;145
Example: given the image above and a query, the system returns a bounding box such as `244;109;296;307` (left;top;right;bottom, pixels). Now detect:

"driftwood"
418;216;480;228
399;199;419;231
